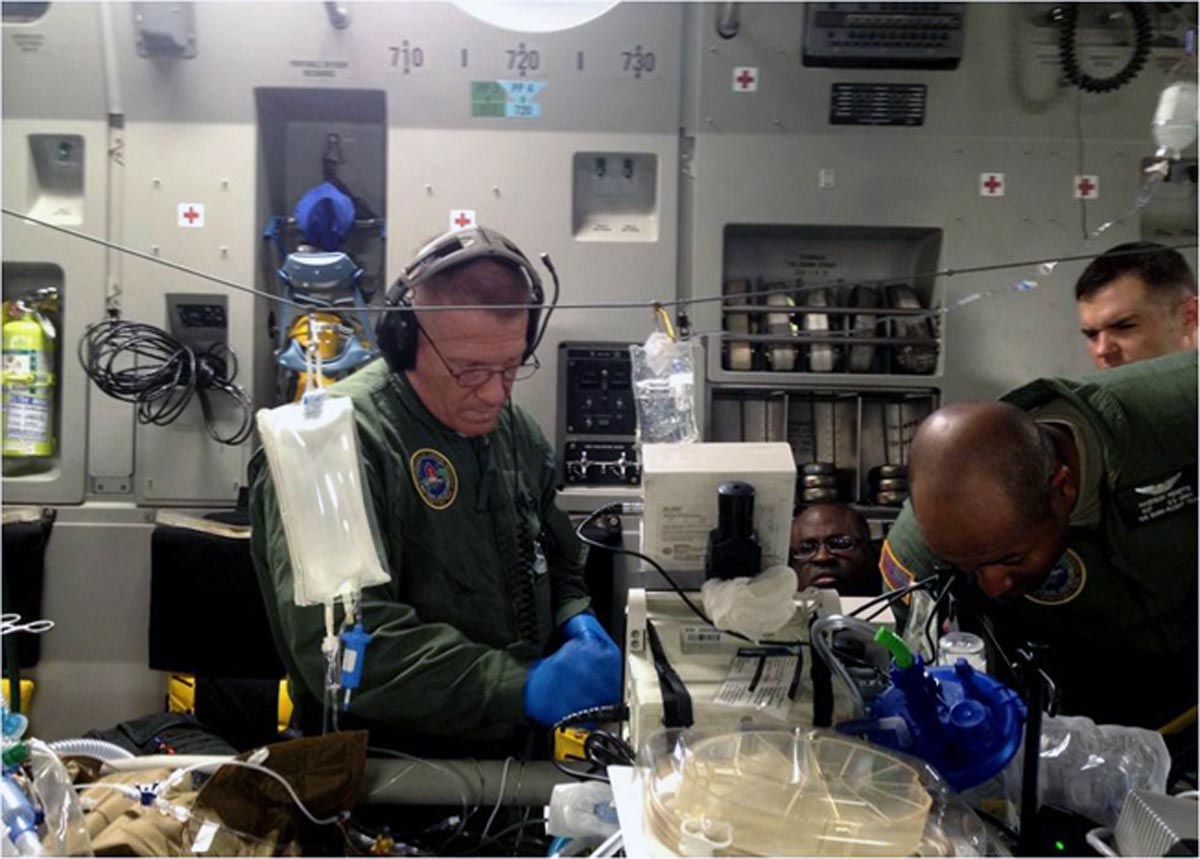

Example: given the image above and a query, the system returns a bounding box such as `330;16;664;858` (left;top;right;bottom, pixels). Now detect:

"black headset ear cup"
377;284;418;372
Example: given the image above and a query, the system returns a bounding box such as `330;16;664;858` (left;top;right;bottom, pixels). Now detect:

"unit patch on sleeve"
880;539;915;595
1024;548;1087;606
410;448;458;510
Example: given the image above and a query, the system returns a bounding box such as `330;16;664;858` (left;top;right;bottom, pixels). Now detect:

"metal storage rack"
703;224;946;519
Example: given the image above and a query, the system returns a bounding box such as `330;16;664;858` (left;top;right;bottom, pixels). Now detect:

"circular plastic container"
642;728;932;857
937;632;987;673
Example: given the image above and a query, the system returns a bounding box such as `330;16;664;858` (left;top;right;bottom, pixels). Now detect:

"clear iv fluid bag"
256;396;389;607
1153;81;1199;158
1153;34;1198;160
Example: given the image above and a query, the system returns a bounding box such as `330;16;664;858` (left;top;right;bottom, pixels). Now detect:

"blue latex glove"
524;617;622;727
563;612;619;651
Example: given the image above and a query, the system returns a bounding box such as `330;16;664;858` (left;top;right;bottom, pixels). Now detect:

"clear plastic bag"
629;332;699;445
1035;714;1170;828
965;713;1170;831
701;565;798;639
255;394;389;607
546;782;619;839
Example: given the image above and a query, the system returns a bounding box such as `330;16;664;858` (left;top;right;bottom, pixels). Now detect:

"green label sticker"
470;80;545;119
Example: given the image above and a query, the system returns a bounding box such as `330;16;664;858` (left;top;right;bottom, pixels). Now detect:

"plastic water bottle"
1152;29;1198;160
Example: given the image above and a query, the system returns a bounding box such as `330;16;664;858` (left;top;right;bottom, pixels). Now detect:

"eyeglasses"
792;535;859;557
418;325;540;388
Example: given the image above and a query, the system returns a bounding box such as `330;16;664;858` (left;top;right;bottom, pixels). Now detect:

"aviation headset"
376;226;550;372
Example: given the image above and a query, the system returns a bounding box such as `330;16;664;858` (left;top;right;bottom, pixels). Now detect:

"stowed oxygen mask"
255;330;388;608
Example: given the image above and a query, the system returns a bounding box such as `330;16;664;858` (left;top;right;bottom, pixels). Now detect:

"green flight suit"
249;360;592;749
880;351;1198;730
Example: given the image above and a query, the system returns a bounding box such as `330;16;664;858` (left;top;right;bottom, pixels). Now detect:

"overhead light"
451;1;619;33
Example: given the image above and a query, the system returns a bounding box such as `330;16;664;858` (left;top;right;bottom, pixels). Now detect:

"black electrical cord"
922;574;958;658
77;318;254;445
549;704;632;784
850;574;938;620
1058;3;1152;93
575;503;755;644
583;730;636;769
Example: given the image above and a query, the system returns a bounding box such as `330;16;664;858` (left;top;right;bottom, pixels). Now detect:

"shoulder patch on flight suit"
880;540;915;595
410;447;458;510
1024;548;1087;606
1113;465;1198;529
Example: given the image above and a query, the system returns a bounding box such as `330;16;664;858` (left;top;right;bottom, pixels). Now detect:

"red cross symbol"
983;175;1002;195
182;207;200;224
1075;175;1099;199
736;68;756;89
454;213;472;227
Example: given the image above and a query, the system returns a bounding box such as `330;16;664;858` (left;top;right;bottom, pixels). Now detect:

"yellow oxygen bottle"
2;297;56;471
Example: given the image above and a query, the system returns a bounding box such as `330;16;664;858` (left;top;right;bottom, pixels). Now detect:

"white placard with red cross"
449;209;476;231
1073;175;1100;199
979;173;1005;197
178;202;205;228
732;66;758;92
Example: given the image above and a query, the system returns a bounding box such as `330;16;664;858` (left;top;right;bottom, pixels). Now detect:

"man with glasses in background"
791;504;879;597
250;227;621;755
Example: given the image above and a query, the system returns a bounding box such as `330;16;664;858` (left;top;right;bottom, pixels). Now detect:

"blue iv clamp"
838;628;1027;792
339;622;372;709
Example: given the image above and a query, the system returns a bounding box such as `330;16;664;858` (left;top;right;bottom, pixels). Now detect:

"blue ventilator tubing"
837;628;1027;791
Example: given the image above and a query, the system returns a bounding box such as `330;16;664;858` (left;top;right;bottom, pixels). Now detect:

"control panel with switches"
563;440;640;485
556;342;641;486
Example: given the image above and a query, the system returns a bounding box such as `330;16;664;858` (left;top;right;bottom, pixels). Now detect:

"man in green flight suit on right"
880;350;1197;746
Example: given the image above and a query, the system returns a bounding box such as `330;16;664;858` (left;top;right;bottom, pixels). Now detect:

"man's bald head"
909;401;1075;599
910;401;1059;530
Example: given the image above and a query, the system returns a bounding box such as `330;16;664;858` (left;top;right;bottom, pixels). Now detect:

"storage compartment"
718;224;943;379
708;387;937;510
572;152;659;241
27;134;84;226
255;88;388;299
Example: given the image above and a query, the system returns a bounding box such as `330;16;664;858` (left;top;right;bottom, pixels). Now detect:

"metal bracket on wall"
132;3;197;59
325;2;350;29
715;3;741;39
91;477;131;495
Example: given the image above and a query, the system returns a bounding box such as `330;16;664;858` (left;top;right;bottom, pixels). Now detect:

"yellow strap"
1;679;35;708
169;673;293;733
653;305;676;341
1158;705;1197;736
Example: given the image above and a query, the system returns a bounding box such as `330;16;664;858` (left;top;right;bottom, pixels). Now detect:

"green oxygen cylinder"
2;299;56;469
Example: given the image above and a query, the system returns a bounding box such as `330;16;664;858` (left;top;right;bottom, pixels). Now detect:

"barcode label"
680;625;724;651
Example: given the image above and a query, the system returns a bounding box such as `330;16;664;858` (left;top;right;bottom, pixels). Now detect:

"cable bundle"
1058;3;1151;94
78;319;253;445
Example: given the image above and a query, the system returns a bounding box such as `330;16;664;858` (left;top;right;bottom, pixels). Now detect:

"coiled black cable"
1058;3;1152;94
550;704;633;783
78;318;254;445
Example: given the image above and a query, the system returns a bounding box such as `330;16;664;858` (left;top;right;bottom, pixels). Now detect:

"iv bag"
256;396;390;607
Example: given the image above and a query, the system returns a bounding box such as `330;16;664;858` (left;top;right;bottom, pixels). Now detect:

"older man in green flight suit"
881;350;1197;739
249;228;621;755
